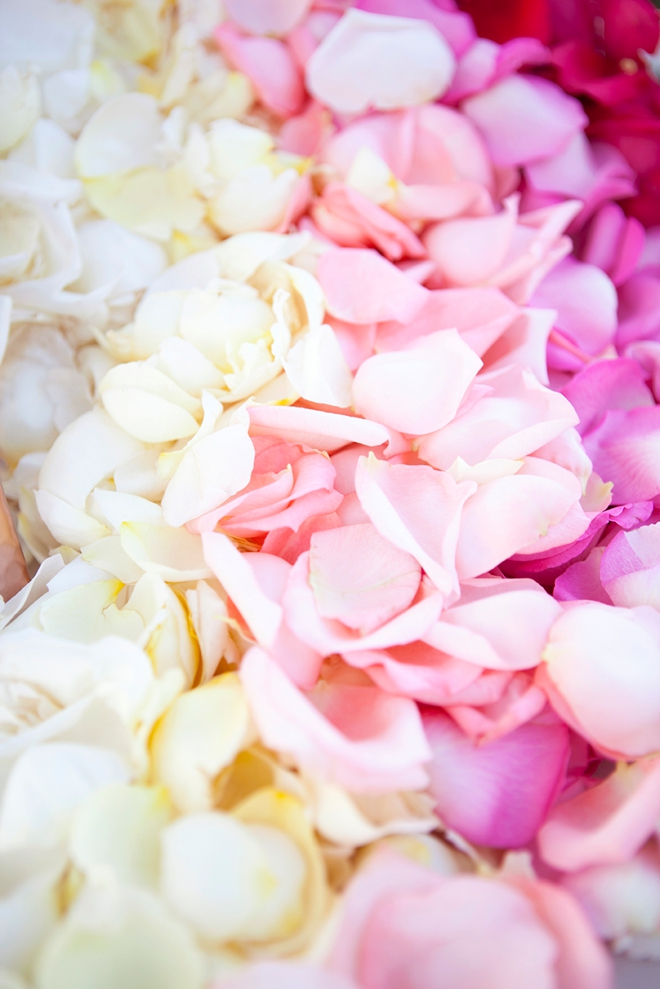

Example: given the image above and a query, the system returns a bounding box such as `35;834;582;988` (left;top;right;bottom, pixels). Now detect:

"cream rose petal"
160;810;307;943
151;673;255;813
75;93;164;179
0;66;40;153
33;884;203;989
69;783;172;889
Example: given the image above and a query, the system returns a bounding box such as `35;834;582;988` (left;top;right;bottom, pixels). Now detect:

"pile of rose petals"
3;0;660;986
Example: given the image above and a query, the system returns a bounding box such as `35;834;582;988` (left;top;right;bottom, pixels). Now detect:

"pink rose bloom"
329;848;612;989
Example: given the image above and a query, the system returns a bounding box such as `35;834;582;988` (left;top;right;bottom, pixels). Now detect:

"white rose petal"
0;66;40;153
75;93;164;179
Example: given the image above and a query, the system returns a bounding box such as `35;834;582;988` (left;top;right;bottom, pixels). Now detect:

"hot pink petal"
317;247;429;325
531;258;618;357
538;758;660;872
554;547;612;605
353;329;482;436
355;454;475;596
579;203;644;287
561;358;654;438
462;75;588;167
422;708;569;848
240;647;431;793
582;406;660;504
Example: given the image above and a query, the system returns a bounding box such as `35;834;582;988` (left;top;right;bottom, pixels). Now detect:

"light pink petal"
395;180;492;224
418;366;577;469
540;602;660;758
355;0;475;57
312;183;426;261
308;523;420;634
239;647;431;793
511;877;613;989
355;455;475;596
462;75;588;167
347;641;483;706
376;287;519;357
455;458;583;579
427;577;562;671
481;306;553;385
317;248;429;325
215;24;304;118
531;258;618;357
446;37;500;103
283;550;443;655
224;0;311;36
332;850;565;989
202;533;284;649
423;708;569;848
248;404;405;455
538;758;660;872
306;9;456;115
448;670;548;743
353;329;481;436
423;199;517;287
278;100;329;157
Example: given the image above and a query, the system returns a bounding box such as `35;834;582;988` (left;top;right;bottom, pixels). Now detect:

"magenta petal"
422;708;570;848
